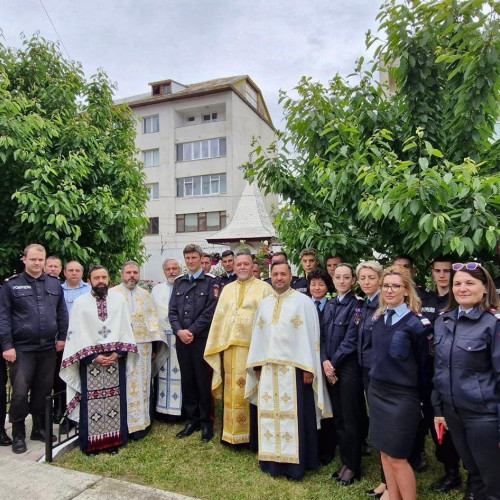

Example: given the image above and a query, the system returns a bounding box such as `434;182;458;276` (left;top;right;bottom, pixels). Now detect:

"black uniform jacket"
320;291;363;368
168;272;218;339
0;272;68;352
432;307;500;425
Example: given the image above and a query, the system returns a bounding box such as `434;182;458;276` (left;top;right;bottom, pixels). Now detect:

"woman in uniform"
368;265;432;500
433;263;500;500
321;263;364;486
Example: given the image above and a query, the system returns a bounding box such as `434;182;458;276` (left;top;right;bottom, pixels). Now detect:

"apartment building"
116;75;277;281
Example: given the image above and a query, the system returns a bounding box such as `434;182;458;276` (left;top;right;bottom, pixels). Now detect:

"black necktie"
386;309;396;326
458;310;465;319
189;275;194;283
315;300;321;314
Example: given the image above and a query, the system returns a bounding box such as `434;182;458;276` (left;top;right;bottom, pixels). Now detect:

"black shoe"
463;490;486;500
0;429;12;446
176;423;200;439
12;437;27;454
201;426;214;442
30;429;57;443
106;447;119;455
338;468;360;487
430;469;462;493
53;413;64;425
366;488;384;499
332;465;347;481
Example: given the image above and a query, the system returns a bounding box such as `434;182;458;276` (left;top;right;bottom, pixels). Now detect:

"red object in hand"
437;422;444;445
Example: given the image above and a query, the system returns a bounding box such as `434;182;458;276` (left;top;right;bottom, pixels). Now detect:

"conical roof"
207;182;276;243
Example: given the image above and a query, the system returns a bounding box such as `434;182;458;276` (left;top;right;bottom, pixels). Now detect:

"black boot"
430;465;462;493
0;428;12;446
30;414;56;443
12;422;27;454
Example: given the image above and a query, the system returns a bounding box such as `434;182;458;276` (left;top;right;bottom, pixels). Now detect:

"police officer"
218;250;237;289
321;263;364;486
0;244;68;454
169;244;218;442
416;257;463;493
433;263;500;500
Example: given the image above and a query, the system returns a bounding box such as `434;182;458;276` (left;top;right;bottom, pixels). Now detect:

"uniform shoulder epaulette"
46;274;60;280
174;274;184;281
418;315;432;328
4;274;19;283
355;295;364;302
205;273;217;278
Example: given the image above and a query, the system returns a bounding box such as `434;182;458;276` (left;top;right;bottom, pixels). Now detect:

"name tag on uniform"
12;285;31;290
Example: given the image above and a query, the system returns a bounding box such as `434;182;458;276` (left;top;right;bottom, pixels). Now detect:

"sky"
1;0;382;126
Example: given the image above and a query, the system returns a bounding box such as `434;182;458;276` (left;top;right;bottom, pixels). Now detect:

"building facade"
116;76;276;281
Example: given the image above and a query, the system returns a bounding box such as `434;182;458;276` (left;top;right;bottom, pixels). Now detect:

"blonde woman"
368;266;432;500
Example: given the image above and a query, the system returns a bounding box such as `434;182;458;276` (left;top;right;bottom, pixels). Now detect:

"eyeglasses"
452;263;482;271
382;284;405;292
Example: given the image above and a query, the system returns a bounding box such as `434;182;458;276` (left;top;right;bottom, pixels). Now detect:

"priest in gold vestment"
110;261;168;439
204;252;272;447
245;261;331;480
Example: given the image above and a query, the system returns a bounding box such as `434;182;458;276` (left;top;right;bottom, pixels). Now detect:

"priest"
204;251;272;448
151;258;183;418
245;261;331;480
60;265;138;455
110;261;168;439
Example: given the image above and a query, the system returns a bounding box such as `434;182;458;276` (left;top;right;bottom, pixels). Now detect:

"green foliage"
0;34;148;278
244;0;500;270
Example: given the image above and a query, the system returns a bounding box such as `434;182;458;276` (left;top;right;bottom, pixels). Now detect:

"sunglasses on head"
452;262;482;271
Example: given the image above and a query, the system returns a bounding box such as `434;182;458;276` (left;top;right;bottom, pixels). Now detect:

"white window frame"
143;115;159;134
143;149;160;168
176;174;227;197
146;183;159;200
176;138;226;162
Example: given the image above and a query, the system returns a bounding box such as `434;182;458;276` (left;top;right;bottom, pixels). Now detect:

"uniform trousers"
176;336;212;428
0;358;7;429
443;403;500;500
9;349;56;423
328;354;363;475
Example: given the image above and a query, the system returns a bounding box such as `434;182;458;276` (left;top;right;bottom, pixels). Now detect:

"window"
202;112;218;122
146;217;159;235
176;211;226;232
143;149;160;168
146;183;159;200
186;116;195;122
143;115;159;134
176;174;227;197
176;138;226;161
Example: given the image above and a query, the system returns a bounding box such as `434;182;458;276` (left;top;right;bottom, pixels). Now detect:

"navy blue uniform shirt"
0;272;69;352
355;293;379;369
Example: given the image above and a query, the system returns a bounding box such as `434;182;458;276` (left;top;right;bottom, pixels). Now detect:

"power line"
39;0;71;59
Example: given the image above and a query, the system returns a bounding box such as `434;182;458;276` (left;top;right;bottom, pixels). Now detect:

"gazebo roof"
206;182;276;244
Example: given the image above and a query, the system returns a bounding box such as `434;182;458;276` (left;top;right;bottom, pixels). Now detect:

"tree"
0;34;148;278
243;0;500;273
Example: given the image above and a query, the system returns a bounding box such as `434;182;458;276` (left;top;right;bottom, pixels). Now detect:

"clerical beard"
92;285;108;298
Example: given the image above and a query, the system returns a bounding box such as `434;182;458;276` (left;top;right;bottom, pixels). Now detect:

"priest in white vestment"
110;261;168;439
245;261;331;479
60;266;138;455
151;258;183;417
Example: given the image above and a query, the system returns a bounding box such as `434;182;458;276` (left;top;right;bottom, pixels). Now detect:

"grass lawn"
56;405;464;500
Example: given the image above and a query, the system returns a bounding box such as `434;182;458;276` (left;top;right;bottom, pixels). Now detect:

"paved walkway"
0;455;196;500
0;419;197;499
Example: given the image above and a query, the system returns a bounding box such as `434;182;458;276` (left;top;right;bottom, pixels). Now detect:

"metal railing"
44;390;78;462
